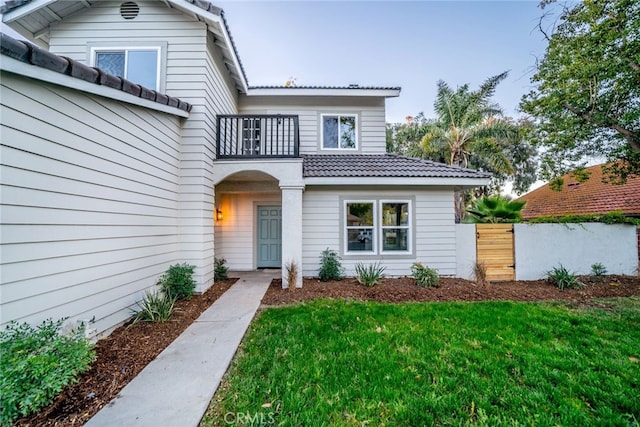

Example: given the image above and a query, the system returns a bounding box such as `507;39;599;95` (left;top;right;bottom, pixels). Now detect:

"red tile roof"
518;164;640;219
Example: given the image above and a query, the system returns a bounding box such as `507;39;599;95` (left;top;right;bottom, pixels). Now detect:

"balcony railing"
216;114;300;159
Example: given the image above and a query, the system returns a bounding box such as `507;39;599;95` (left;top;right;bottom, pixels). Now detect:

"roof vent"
120;2;140;20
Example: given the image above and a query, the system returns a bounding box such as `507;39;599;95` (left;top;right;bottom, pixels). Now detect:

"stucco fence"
456;223;639;280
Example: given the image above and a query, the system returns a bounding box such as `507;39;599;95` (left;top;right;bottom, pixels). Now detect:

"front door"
257;206;282;268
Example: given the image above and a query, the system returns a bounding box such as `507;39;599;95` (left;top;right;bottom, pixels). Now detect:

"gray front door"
257;206;282;268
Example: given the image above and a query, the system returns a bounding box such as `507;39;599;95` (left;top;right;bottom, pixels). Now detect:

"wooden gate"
476;224;515;281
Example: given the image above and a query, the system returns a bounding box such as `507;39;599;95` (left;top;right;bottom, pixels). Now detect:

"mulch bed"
16;279;237;427
15;274;640;426
262;275;640;306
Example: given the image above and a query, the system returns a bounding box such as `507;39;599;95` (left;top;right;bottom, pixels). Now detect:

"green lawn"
201;298;640;426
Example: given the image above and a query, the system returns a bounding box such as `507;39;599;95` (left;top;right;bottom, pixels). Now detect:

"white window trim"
343;199;413;256
321;113;358;151
344;200;376;255
379;200;412;255
89;43;165;92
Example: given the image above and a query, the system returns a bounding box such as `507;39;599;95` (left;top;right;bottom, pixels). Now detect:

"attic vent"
120;2;139;19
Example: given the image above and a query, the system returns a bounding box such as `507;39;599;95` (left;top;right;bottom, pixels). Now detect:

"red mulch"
262;275;640;306
15;279;237;427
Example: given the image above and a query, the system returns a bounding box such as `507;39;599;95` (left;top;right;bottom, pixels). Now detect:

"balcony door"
242;118;261;155
257;206;281;268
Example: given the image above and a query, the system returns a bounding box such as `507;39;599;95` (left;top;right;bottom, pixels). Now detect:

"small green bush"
355;262;386;287
546;264;584;290
411;262;439;287
0;319;95;425
214;257;229;281
318;248;344;281
157;263;196;300
132;290;176;324
590;262;608;280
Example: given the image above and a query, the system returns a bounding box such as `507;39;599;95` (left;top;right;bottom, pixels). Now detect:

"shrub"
214;257;229;281
546;264;584;290
590;262;608;280
0;319;95;425
132;290;176;324
318;248;344;281
157;263;196;300
473;261;489;286
355;261;386;287
411;262;439;287
285;260;299;289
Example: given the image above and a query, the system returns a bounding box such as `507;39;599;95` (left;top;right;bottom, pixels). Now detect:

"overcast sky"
218;0;553;124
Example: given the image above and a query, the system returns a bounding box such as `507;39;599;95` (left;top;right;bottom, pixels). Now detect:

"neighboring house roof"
0;32;192;112
518;164;640;219
303;154;491;179
1;0;249;92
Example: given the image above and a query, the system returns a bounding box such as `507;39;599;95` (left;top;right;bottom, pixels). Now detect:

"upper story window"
322;114;357;150
92;47;161;91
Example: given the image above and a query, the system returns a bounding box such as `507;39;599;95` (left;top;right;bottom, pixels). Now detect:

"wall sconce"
216;209;223;221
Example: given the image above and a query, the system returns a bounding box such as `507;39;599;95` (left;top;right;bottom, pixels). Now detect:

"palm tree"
414;72;524;221
466;195;526;223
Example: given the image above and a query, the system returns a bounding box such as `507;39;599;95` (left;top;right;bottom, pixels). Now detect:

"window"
93;47;160;90
381;202;410;252
344;200;412;255
242;118;261;155
322;114;357;150
346;202;375;253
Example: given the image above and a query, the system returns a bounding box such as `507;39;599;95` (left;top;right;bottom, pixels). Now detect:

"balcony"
216;114;300;159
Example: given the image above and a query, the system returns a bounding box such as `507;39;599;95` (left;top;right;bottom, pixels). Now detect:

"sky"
217;0;553;124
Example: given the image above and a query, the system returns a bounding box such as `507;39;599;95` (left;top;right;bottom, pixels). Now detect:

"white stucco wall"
455;224;477;280
514;223;638;280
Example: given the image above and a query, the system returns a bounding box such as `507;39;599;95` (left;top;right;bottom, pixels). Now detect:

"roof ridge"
386;153;492;176
0;32;192;112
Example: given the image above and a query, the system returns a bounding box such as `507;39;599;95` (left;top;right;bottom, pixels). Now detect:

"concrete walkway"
86;270;277;427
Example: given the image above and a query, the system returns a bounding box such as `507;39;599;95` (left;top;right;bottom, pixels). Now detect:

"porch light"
216;209;223;221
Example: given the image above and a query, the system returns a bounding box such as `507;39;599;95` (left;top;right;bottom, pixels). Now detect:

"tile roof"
302;154;491;179
0;33;192;112
0;0;30;14
1;0;249;92
518;164;640;219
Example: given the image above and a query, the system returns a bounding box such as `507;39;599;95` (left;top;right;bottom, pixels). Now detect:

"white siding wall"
302;187;457;277
239;96;387;154
47;1;240;290
214;192;281;271
1;72;183;334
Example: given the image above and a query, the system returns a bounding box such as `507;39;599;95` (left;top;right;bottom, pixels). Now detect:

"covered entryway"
257;206;282;268
476;224;515;281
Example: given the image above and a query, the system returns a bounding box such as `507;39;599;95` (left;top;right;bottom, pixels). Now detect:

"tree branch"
630;61;640;74
564;103;640;153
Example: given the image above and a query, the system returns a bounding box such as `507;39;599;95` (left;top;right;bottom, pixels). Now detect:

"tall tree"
521;0;640;182
396;72;537;221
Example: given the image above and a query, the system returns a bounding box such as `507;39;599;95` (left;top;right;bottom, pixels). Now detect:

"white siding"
302;187;457;277
214;192;281;271
47;1;240;289
1;72;183;334
239;96;387;154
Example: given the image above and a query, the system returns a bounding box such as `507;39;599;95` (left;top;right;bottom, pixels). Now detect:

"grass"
202;297;640;426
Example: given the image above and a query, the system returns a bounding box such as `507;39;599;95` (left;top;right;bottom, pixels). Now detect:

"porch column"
280;185;304;288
